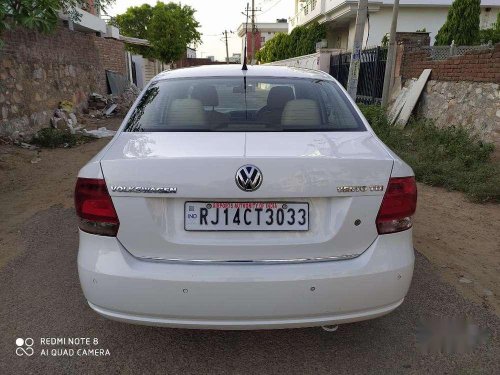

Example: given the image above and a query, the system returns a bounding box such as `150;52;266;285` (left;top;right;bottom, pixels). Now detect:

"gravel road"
1;206;499;375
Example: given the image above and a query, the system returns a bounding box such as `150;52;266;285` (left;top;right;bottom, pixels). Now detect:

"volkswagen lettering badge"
235;165;263;192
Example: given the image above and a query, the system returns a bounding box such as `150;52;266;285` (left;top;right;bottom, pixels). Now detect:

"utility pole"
346;0;368;100
224;30;230;64
381;0;400;107
250;0;255;64
242;2;260;65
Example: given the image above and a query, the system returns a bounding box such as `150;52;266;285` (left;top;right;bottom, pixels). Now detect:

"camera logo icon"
16;338;34;356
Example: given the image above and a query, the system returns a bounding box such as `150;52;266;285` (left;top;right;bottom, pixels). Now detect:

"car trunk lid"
100;132;393;262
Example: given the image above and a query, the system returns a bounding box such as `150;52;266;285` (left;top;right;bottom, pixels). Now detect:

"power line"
259;0;283;16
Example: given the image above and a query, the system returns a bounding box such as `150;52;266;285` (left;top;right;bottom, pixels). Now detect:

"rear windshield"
124;77;366;132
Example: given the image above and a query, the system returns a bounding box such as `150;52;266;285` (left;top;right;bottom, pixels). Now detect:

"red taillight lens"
75;178;119;236
376;177;417;235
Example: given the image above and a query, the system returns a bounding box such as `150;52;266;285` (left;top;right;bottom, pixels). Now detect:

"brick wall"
401;43;500;83
396;32;431;50
0;23;127;137
93;37;127;76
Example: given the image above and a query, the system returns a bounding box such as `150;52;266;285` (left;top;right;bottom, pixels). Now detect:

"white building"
186;47;197;59
237;20;289;58
290;0;500;49
229;53;242;63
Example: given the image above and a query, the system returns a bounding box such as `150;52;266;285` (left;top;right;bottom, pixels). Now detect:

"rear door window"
124;77;366;132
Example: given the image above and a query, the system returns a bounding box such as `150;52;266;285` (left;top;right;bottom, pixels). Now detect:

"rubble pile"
51;106;82;134
87;93;108;111
87;85;139;117
3;87;138;148
114;86;140;115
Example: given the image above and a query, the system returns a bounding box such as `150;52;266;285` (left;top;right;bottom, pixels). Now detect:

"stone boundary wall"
417;81;500;145
401;43;500;83
0;24;126;138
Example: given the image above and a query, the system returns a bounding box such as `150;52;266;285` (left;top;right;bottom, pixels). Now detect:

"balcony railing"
290;0;348;31
290;0;323;30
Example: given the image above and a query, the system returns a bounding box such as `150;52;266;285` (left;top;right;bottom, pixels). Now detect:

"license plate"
184;202;309;231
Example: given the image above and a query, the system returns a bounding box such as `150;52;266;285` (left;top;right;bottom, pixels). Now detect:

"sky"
107;0;294;61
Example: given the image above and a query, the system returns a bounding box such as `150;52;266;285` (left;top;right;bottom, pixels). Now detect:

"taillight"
75;178;119;236
376;177;417;235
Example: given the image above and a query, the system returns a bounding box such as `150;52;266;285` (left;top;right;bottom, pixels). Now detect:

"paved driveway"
0;206;499;374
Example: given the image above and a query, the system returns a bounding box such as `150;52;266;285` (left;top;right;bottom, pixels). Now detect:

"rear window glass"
124;77;366;132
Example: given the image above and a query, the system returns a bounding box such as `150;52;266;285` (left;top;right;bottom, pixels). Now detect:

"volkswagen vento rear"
76;65;417;329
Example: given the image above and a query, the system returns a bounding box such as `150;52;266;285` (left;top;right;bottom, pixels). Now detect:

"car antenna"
243;75;248;120
242;3;249;71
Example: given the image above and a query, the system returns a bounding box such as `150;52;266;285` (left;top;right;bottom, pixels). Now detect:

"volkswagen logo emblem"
235;165;263;192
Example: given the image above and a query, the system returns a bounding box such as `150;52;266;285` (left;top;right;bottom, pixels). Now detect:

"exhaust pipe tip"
321;325;339;332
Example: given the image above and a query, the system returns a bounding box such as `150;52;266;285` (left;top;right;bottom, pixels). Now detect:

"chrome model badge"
235;165;263;192
110;186;177;194
336;185;384;193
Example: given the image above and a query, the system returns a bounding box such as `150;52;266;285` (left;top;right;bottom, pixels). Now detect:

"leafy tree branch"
0;1;115;47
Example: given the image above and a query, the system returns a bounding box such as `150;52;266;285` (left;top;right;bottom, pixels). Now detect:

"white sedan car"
75;65;417;330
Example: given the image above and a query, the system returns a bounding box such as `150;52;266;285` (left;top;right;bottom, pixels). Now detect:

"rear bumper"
78;230;414;330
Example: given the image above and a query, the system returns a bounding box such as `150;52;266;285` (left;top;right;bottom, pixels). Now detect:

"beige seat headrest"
166;99;207;128
281;99;321;127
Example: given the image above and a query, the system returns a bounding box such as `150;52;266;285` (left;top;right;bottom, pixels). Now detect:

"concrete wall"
367;7;449;47
326;24;350;49
0;24;127;138
266;52;321;70
266;49;342;73
342;6;499;50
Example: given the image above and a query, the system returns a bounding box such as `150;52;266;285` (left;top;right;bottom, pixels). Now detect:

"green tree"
478;12;500;44
435;0;481;45
109;4;153;58
112;2;201;63
255;22;326;64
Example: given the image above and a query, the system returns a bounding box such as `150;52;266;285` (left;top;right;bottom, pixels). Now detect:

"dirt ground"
0;116;123;268
0;115;499;319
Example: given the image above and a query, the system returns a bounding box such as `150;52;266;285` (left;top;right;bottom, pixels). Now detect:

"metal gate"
330;47;387;105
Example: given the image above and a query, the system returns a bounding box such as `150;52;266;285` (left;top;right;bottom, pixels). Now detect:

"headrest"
191;85;219;107
166;99;207;128
267;86;294;109
281;99;321;127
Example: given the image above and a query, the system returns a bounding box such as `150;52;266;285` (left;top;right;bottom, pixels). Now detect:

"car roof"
153;64;334;82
